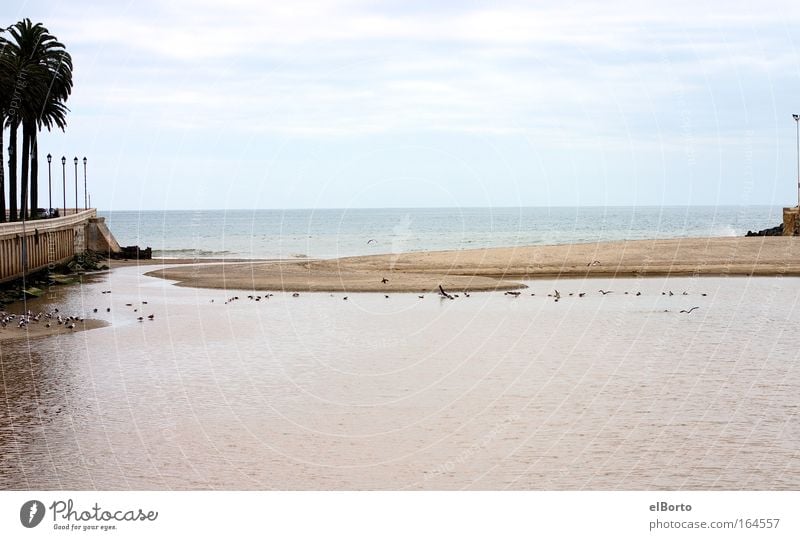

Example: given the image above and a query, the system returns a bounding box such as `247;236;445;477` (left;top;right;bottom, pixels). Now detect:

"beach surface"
0;318;107;343
146;237;800;292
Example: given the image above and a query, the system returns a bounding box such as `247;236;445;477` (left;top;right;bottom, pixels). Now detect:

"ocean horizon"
101;205;784;261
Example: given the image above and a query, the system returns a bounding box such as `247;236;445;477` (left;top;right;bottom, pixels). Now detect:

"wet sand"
0;318;107;343
146;237;800;292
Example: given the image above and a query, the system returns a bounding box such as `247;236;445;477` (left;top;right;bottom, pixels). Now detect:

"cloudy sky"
3;0;800;209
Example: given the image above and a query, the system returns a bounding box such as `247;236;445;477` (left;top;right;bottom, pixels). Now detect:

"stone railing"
0;209;97;238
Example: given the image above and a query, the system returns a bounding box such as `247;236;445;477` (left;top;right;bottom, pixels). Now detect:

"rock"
745;224;783;236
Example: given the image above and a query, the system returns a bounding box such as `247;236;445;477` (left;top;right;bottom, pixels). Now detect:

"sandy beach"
146;236;800;292
0;317;106;342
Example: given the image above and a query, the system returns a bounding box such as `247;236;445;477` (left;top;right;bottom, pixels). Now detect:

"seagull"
635;292;641;296
367;239;377;244
147;314;155;320
381;278;389;284
343;296;348;301
439;285;454;299
292;292;300;297
578;293;585;297
679;307;700;314
137;317;144;322
418;295;424;299
384;295;390;299
599;289;612;295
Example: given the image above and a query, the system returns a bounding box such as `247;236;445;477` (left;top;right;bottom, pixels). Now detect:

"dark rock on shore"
745;224;783;237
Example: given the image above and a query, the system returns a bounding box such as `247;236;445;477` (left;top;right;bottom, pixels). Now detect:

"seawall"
0;209;120;283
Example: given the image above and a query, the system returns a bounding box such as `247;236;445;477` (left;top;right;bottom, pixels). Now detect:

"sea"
101;206;783;260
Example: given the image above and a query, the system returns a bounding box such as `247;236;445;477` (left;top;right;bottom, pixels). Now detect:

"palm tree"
0;47;13;222
0;19;72;221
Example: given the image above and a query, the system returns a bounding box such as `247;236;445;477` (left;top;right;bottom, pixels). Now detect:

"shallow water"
1;267;799;489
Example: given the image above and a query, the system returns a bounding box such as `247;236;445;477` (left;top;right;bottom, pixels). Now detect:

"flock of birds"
0;289;160;336
1;277;709;337
216;278;708;315
1;308;84;330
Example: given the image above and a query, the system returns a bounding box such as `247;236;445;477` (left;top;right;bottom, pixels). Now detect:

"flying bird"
679;307;700;314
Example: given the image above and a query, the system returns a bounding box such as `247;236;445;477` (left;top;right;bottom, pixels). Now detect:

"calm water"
1;267;798;489
101;206;782;260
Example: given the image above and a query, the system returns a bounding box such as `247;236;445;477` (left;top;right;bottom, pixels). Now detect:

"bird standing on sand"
381;278;389;284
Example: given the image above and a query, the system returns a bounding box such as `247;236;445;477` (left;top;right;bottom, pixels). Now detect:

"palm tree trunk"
8;121;17;222
0;115;5;223
30;129;38;216
20;120;29;220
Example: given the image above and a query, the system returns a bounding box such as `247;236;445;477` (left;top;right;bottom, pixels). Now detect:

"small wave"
290;253;309;259
153;249;233;258
713;225;739;237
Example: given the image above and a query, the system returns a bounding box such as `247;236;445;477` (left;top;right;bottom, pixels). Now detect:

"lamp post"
794;114;800;209
61;156;66;215
83;157;88;210
47;154;52;216
73;157;78;214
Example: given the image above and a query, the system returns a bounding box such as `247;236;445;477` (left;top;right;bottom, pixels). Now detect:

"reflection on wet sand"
1;267;799;489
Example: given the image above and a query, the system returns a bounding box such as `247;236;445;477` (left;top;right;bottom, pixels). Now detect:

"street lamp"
793;114;799;209
61;156;66;216
73;157;78;214
83;157;88;210
47;153;52;216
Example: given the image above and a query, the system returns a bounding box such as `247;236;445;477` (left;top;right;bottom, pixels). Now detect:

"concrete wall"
0;209;112;284
86;217;122;255
783;207;800;236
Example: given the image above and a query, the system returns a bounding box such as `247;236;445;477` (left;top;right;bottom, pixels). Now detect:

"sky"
3;0;800;210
